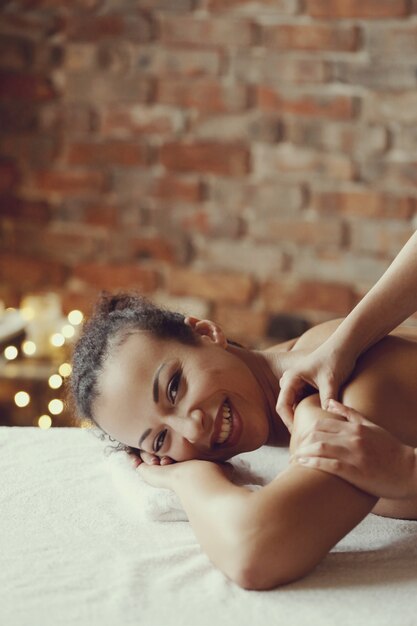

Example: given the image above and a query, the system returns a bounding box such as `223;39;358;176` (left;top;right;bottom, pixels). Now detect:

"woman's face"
94;320;270;463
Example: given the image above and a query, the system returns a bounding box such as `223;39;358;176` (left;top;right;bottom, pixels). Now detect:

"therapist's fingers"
277;373;312;431
318;377;339;412
326;400;375;426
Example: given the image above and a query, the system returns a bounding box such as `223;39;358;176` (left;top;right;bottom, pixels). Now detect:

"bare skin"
278;230;417;426
97;318;417;588
284;321;417;519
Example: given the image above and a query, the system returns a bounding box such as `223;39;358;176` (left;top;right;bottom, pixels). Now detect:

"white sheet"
2;426;417;626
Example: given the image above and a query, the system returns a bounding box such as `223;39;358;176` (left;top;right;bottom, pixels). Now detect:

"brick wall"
1;0;416;346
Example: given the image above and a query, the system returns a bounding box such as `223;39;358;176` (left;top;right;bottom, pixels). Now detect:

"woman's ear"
184;316;228;348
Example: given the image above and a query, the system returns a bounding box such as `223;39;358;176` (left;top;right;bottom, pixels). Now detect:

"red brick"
334;61;415;90
361;159;417;189
306;0;410;18
261;23;360;52
0;134;59;168
0;71;56;101
207;0;299;11
34;170;107;195
0;253;67;289
159;16;256;47
178;208;242;238
365;92;417;124
66;141;148;167
67;13;153;42
137;46;222;77
248;215;344;247
0;101;38;132
0;11;63;40
312;190;414;219
254;144;354;181
160;141;251;176
0;161;19;193
0;195;51;222
73;262;159;292
137;0;193;7
100;104;181;136
349;220;415;257
0;35;36;72
82;204;119;228
151;175;204;203
262;280;357;315
130;237;177;263
35;225;107;263
156;78;249;113
368;25;417;58
64;72;153;104
257;88;358;119
283;118;387;157
60;290;96;318
39;103;97;134
234;53;331;85
213;304;268;344
167;267;254;305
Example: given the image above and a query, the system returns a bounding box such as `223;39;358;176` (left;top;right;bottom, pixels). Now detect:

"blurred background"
0;0;416;428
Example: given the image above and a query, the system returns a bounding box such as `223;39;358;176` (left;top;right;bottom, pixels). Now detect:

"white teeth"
222;404;231;418
215;401;233;445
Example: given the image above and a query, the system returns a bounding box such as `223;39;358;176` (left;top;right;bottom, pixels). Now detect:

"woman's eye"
154;429;167;453
167;370;181;404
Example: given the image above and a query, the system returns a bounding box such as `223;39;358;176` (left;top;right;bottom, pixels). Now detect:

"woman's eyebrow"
138;428;151;448
153;362;166;403
137;362;167;448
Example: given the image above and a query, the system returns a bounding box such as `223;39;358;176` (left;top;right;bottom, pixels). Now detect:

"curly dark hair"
70;292;198;454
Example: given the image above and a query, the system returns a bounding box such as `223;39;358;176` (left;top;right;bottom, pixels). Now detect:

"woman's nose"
170;409;208;444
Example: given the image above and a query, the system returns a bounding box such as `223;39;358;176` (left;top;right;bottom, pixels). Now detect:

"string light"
50;333;65;347
4;346;18;360
38;414;52;429
62;324;75;339
48;374;63;389
22;340;37;356
59;363;72;377
15;391;30;407
48;399;64;415
20;306;35;321
8;296;77;429
68;310;83;325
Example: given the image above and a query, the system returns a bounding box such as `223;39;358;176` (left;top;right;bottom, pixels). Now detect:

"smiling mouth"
214;400;233;445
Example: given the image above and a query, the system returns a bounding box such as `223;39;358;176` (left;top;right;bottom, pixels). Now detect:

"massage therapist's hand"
277;341;356;432
291;400;417;499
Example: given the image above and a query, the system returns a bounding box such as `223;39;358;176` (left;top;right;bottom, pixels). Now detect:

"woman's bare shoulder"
290;319;344;352
342;334;417;446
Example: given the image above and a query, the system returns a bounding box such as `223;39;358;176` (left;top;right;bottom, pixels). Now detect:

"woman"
70;293;417;590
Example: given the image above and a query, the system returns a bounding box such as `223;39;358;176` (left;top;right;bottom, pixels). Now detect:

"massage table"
2;426;417;626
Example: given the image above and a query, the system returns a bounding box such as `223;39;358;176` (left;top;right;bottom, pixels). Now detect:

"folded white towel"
106;450;267;522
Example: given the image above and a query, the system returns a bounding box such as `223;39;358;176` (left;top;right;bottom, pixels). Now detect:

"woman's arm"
278;230;417;426
292;399;417;499
139;395;376;590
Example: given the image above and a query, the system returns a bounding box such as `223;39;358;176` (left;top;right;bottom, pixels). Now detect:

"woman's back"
289;322;417;519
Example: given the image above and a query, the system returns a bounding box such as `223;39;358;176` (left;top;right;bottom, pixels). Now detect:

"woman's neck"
227;343;290;446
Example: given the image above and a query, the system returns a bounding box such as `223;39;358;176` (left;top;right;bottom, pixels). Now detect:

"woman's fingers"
293;455;361;484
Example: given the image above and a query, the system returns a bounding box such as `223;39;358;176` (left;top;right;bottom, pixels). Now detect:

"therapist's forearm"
329;230;417;359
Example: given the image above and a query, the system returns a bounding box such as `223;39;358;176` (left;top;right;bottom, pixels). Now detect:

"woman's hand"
128;449;175;468
131;452;234;492
291;400;417;499
277;342;356;432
